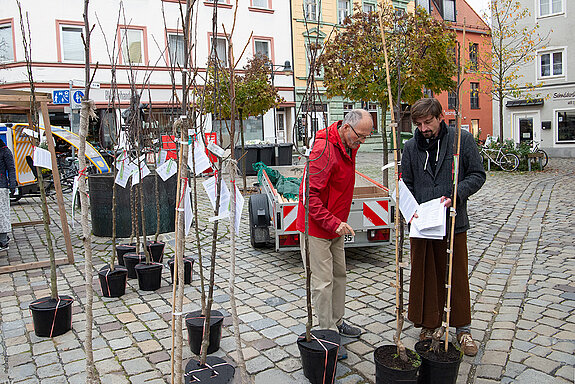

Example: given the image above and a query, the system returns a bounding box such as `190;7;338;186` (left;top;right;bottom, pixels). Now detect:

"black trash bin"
234;144;259;176
276;143;293;166
88;171;176;237
258;144;275;167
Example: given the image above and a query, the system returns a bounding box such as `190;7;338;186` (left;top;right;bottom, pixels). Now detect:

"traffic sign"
71;90;84;109
52;90;70;105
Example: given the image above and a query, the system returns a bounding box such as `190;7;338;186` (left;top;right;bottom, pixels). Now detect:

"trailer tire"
249;194;270;248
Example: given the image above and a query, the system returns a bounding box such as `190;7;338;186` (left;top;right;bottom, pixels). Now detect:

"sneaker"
337;321;362;338
457;332;478;356
337;344;348;360
0;243;8;251
419;328;435;341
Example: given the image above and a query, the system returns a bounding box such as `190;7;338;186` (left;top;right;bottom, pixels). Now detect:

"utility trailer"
248;165;394;252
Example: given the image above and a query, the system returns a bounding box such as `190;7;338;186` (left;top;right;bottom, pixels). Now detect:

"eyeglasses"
348;123;370;140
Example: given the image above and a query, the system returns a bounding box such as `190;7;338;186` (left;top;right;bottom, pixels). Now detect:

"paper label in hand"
33;147;52;170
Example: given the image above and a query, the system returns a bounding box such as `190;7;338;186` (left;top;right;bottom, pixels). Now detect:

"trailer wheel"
248;194;270;248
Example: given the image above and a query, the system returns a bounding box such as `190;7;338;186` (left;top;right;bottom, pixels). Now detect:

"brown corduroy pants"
408;232;471;329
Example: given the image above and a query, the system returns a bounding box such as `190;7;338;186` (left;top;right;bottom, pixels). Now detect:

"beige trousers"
300;233;346;331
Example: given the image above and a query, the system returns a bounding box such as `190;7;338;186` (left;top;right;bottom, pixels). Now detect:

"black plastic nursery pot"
184;356;235;384
135;262;163;291
98;265;128;298
374;345;421;384
414;340;463;384
124;253;146;279
146;240;165;263
297;329;340;384
29;295;74;337
168;257;194;285
185;310;224;355
115;243;136;266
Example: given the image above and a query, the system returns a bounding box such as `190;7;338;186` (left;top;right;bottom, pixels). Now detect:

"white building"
499;0;574;157
0;0;295;147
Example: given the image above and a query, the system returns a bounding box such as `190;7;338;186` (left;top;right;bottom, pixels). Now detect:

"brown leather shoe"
457;332;478;356
419;328;435;341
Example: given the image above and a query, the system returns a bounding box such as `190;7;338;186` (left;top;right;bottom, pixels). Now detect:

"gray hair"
342;109;368;127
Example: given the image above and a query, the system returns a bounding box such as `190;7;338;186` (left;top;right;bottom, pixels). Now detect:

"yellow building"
290;0;411;143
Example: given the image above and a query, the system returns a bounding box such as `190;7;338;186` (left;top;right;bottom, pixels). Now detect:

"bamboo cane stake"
443;21;466;353
377;0;407;361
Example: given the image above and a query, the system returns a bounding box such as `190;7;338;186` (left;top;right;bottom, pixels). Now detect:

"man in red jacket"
296;109;373;360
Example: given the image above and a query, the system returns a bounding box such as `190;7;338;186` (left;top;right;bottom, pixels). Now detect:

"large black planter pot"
184;356;235;384
116;243;136;266
297;329;340;384
135;262;163;291
146;240;165;263
124;253;146;279
415;340;463;384
185;310;224;355
98;265;128;298
168;257;194;285
29;295;74;337
374;345;421;384
88;172;176;237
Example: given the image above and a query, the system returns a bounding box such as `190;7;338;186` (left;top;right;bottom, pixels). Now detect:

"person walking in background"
401;97;486;356
296;109;373;360
0;138;17;251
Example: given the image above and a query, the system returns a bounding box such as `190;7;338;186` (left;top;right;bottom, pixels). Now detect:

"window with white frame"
211;37;228;67
305;0;319;21
539;50;563;78
363;1;376;13
338;0;351;24
539;0;562;17
415;0;430;13
252;0;268;8
60;25;84;62
443;0;456;21
168;33;185;67
0;23;14;62
254;39;270;59
120;28;143;64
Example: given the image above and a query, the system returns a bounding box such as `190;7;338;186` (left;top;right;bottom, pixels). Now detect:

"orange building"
421;0;492;140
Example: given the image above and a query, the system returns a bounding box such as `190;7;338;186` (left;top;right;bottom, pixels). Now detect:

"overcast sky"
465;0;491;19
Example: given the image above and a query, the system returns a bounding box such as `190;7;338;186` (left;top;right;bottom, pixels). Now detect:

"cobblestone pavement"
0;153;573;384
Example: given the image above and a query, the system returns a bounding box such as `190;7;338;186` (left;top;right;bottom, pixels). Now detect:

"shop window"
557;110;575;142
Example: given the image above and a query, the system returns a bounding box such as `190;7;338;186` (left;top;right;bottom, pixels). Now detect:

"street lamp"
269;60;292;144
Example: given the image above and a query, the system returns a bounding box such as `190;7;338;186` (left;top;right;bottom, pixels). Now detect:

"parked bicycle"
526;140;549;169
479;145;519;171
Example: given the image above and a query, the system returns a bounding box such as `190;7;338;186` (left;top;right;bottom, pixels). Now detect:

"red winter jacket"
296;121;357;239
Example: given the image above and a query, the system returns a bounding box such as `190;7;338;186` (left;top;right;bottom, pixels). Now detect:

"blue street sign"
52;90;70;105
73;90;84;104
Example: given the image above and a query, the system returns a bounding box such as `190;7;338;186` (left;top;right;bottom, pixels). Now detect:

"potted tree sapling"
17;5;74;337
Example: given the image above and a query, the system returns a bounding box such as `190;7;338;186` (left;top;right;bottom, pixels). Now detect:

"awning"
506;98;544;108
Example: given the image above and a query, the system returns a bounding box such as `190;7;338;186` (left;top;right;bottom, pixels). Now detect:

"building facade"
417;0;492;140
499;0;574;157
290;0;410;143
0;0;295;147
